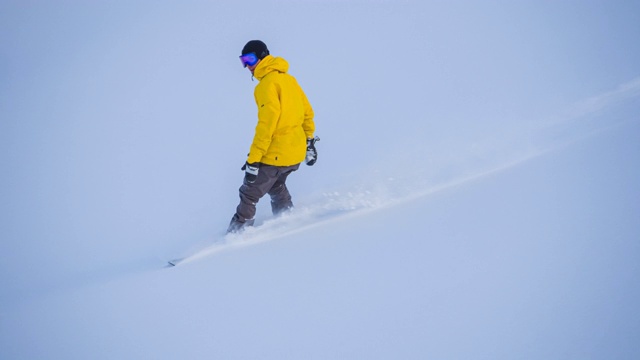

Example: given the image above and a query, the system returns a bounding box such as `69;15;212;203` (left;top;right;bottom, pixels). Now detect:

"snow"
2;1;640;359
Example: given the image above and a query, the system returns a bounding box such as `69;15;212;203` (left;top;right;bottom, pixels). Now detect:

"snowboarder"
227;40;318;233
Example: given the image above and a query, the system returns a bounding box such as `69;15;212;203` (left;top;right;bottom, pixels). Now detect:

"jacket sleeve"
247;82;280;164
300;87;315;139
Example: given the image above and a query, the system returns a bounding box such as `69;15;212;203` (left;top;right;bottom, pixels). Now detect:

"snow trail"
171;149;547;266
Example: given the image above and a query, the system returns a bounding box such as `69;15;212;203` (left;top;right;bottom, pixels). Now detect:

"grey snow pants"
232;163;300;224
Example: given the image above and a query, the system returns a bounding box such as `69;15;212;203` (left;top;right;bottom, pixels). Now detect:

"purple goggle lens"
239;52;259;68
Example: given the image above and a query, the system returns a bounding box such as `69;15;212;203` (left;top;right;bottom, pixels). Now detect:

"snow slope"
1;1;640;359
2;116;639;360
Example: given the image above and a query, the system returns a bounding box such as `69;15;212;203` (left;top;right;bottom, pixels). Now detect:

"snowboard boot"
226;215;255;234
271;200;293;217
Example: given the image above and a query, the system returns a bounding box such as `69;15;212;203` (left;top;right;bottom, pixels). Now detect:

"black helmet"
241;40;269;60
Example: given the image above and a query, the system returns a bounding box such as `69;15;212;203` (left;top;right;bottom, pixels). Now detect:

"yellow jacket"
247;55;315;166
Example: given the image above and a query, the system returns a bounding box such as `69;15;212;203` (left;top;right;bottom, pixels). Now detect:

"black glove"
241;162;260;183
305;136;320;166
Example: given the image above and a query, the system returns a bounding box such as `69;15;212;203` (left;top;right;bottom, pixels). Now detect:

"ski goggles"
239;52;259;68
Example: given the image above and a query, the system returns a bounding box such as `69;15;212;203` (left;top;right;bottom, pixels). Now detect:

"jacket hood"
253;55;289;80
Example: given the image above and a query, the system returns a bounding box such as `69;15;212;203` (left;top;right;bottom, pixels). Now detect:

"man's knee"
268;182;285;196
